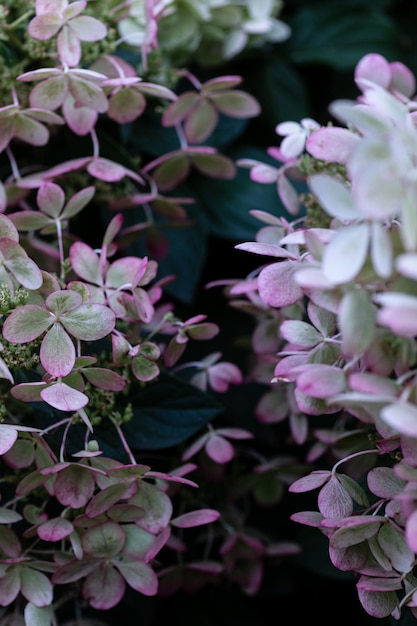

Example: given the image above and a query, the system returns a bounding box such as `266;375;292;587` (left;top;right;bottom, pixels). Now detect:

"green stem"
5;9;34;31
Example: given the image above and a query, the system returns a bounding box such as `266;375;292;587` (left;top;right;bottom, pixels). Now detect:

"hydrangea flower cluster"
118;0;291;68
230;52;417;620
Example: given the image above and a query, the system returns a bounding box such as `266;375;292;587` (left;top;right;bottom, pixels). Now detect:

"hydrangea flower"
28;0;108;67
182;426;253;464
354;52;416;99
162;74;260;144
275;117;320;159
189;352;243;393
2;289;116;378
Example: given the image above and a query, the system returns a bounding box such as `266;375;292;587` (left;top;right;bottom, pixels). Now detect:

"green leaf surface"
201;114;249;150
119;373;224;450
286;3;401;69
29;372;223;456
121;109;180;158
244;58;310;130
195;146;303;241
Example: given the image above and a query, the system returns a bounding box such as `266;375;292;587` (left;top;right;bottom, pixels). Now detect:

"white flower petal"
275;121;301;136
396;252;417;279
322;223;369;284
381;402;417;438
280;132;306;159
371;221;393;278
309;174;361;220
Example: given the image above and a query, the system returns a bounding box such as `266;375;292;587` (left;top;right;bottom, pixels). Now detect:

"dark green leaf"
201;115;249;150
195;146;306;241
286;3;402;69
26;372;223;456
119;373;224;450
121;109;180;158
241;58;311;130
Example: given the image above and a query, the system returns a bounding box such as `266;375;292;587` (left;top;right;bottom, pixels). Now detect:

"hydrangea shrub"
2;1;417;625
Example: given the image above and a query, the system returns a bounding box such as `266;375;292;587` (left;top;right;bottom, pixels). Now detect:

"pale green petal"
339;289;375;357
61;303;115;340
2;305;53;343
309;174;360;221
322;223;369;284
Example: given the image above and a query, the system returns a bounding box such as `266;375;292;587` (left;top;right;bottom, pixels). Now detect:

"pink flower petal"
54;463;95;508
37;517;74;541
83;564;125;609
0;568;20;606
29;76;67;110
58;25;81;66
69;15;107;42
63;94;98;135
87;157;127;182
114;561;158;597
28;14;62;40
354;53;392;89
82;521;125;558
171;508;220;528
108;88;145;124
40;382;89;411
40;323;75;377
20;568;53;607
294;364;346;399
37;182;65;218
306;127;360;164
0;426;18;454
14;114;49;146
258;261;304;307
206;434;234;463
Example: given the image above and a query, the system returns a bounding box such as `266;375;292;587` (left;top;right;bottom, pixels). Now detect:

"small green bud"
87;439;100;452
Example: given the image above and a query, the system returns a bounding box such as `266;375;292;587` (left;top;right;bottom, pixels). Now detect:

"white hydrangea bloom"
276;118;320;159
118;0;290;65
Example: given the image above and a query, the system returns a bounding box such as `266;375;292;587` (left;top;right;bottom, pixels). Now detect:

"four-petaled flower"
112;334;161;382
275;117;320;159
0;102;64;155
189;351;243;393
18;66;108;135
182;426;253;464
164;314;219;367
69;240;158;323
2;289;116;378
28;0;108;67
162;74;260;144
91;55;177;125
